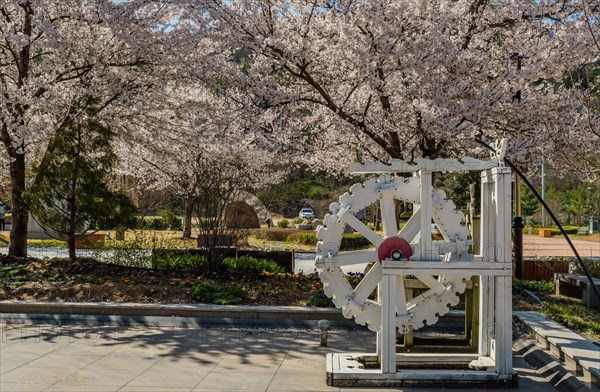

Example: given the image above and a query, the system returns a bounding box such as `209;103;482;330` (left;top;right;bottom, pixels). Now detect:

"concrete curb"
513;337;589;392
0;301;468;321
0;300;344;320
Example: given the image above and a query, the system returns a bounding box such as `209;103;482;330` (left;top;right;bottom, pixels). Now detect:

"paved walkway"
522;234;600;258
1;316;558;392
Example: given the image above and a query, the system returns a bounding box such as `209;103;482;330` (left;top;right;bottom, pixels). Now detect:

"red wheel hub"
377;237;413;262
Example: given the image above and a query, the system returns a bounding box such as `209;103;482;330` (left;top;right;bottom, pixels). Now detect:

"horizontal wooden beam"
347;157;499;174
380;262;512;276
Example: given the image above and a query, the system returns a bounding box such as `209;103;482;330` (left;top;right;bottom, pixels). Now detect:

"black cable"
475;139;600;304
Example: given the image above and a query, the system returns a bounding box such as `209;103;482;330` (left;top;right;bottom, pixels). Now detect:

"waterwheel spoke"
407;287;435;310
407;275;446;310
334;249;378;266
415;275;446;292
351;262;381;304
398;207;421;241
339;211;383;247
380;192;398;237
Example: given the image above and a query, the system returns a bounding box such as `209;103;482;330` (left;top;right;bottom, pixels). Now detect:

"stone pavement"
1;317;557;392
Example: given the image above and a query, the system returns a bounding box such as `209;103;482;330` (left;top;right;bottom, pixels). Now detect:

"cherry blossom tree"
3;0;596;262
184;0;596;173
192;147;278;270
552;0;600;182
121;86;286;240
129;120;285;269
0;1;186;256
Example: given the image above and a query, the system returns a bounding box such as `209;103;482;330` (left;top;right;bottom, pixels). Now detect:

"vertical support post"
376;283;382;361
376;330;382;365
495;275;513;372
380;268;397;374
469;183;479;255
478;169;495;358
478;275;495;358
470;276;480;349
493;168;511;263
476;166;513;375
465;280;474;344
403;282;414;349
493;167;513;373
419;170;433;261
480;170;494;262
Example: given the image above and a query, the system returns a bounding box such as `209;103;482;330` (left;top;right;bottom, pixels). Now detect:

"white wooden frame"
326;163;516;387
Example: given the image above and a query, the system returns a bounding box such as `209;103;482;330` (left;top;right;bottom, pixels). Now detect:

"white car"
299;208;315;220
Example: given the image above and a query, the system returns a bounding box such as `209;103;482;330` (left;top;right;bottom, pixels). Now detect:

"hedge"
287;232;318;246
134;215;183;231
252;229;372;250
340;233;371;250
523;227;579;235
288;232;371;250
251;228;295;242
221;255;285;274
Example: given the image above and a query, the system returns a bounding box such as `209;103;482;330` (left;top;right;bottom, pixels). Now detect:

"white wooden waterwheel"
315;173;473;332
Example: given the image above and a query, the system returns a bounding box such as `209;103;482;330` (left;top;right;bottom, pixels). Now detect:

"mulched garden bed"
0;255;317;306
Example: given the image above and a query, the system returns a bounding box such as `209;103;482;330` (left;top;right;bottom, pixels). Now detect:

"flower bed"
0;255;323;306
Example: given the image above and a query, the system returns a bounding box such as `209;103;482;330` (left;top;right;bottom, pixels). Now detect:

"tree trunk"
182;195;195;239
67;233;76;262
9;152;27;257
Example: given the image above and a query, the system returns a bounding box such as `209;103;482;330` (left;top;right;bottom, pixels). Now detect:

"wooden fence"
516;258;571;281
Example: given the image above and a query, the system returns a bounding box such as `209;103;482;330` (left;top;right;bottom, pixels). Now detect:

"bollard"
317;319;330;347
